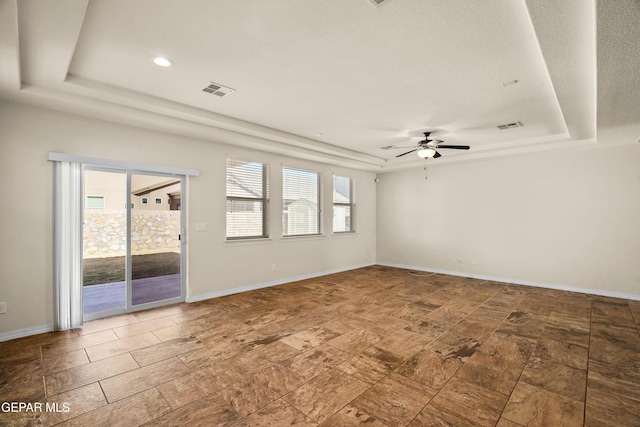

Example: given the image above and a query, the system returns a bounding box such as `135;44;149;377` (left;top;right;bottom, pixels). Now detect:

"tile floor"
1;266;639;426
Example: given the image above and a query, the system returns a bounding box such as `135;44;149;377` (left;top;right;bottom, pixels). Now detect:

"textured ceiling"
597;0;640;130
0;0;629;171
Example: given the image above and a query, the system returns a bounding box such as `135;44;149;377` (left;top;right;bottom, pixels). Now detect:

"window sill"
332;232;357;237
281;234;326;242
225;238;272;246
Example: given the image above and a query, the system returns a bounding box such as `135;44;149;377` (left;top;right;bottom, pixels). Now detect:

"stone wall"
83;210;180;257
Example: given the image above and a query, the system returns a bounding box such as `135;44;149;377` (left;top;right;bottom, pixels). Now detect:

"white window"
86;195;105;209
333;175;354;233
282;167;322;236
226;158;270;239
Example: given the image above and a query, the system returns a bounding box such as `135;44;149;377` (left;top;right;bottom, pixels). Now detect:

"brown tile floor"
1;266;639;426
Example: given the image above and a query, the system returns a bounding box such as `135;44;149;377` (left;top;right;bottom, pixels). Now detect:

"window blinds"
226;159;269;239
333;175;354;233
282;167;322;236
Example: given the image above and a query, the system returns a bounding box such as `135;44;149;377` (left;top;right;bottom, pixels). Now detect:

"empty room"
1;0;639;426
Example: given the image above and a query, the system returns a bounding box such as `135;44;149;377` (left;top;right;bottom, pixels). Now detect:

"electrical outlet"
455;258;463;264
0;302;6;314
472;259;477;265
271;264;276;271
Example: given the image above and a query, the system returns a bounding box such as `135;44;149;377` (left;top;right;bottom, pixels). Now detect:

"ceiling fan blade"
396;149;417;157
436;144;470;150
433;150;442;158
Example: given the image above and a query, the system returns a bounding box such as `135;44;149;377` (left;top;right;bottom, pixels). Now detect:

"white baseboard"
377;262;640;301
186;263;375;303
0;324;54;342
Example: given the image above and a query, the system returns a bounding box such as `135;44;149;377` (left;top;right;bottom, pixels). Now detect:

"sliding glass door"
130;173;182;307
82;168;185;320
83;169;127;316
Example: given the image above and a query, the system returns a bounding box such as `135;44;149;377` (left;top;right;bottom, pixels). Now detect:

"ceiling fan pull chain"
424;162;428;180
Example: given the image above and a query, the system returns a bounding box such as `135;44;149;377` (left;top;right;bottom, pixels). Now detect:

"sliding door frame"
82;166;187;321
126;170;186;313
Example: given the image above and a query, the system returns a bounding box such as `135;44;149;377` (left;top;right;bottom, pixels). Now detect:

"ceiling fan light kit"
151;56;173;67
392;132;471;160
417;147;436;158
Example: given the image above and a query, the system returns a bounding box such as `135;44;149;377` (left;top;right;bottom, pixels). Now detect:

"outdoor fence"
83;210;180;257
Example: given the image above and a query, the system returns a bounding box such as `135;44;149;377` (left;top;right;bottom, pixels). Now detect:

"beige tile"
350;303;396;321
30;382;107;426
372;329;431;360
589;324;640;368
46;352;139;396
130;335;205;366
143;391;241;427
133;304;188;322
321;403;386;426
502;382;584;427
529;337;588;369
326;327;383;354
56;388;171;427
177;338;243;370
78;314;140;335
156;366;227;410
0;341;41;369
404;318;448;340
480;294;524;312
540;316;590;347
41;348;90;376
0;359;44;402
427;377;509;427
410;403;474;427
450;314;502;341
100;357;190;403
394;348;464;390
495;310;546;341
234;399;317;427
585;385;640;426
520;358;587;402
280;342;350;381
495;418;523;427
218;364;304;417
1;266;639;427
84;332;160;362
429;332;482;361
349;373;435;426
476;333;533;366
587;359;640;401
112;316;176;338
456;351;523;395
42;330;118;357
423;307;468;328
151;318;210;342
280;326;341;351
283;369;370;424
337;346;403;385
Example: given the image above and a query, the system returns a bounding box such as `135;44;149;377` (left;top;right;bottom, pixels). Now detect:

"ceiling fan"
390;132;471;159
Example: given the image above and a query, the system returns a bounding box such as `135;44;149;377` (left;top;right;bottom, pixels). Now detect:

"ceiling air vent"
366;0;390;8
497;121;523;130
202;82;235;97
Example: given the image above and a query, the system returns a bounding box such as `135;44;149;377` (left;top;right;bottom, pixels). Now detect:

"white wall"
0;100;376;336
377;137;640;298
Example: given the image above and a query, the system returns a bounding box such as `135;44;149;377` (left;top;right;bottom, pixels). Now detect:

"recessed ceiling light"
151;56;174;67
